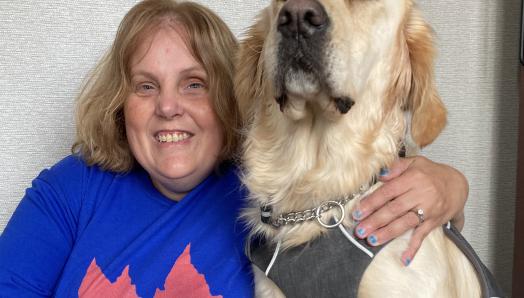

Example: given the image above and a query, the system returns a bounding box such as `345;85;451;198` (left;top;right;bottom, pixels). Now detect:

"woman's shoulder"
48;155;102;176
34;155;129;203
42;154;121;183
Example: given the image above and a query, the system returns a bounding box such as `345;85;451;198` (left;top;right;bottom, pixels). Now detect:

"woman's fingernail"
368;234;378;246
379;168;390;177
404;257;411;266
353;209;363;219
356;227;366;237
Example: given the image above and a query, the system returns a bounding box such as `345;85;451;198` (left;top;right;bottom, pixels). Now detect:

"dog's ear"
235;9;271;126
403;8;447;148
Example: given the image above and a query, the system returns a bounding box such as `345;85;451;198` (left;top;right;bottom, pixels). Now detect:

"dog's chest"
251;227;383;298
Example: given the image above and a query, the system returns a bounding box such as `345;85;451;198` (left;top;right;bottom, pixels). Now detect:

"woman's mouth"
156;131;192;143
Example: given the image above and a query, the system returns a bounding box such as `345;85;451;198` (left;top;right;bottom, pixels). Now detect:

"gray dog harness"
251;224;505;298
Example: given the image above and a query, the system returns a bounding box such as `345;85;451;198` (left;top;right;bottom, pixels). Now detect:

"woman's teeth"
157;132;190;143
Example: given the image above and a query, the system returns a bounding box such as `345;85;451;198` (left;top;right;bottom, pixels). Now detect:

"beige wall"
419;1;520;294
0;0;519;294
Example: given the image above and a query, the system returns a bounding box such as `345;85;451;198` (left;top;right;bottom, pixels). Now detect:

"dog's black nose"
278;0;328;38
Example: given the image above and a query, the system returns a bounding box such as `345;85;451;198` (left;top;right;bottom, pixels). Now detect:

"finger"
378;157;416;182
362;210;421;246
401;222;433;266
354;193;417;239
353;173;415;221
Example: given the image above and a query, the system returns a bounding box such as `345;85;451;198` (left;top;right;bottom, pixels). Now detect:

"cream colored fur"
236;0;481;296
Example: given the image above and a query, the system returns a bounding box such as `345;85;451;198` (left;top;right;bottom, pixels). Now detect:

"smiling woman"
125;26;224;201
72;1;239;175
0;1;251;297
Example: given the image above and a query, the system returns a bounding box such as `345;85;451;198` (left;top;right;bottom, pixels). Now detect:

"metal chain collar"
260;185;371;229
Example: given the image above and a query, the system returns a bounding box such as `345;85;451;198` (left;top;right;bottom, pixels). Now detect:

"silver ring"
411;208;425;226
316;201;345;229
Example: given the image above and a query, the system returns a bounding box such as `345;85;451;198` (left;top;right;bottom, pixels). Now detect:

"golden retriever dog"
235;0;497;297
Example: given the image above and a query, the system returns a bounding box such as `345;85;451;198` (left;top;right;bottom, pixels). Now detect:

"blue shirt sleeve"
0;156;84;297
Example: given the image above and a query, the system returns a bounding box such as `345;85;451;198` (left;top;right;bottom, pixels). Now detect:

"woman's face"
125;26;224;201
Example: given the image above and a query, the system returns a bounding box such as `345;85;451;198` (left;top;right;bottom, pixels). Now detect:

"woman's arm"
351;156;468;266
0;163;80;296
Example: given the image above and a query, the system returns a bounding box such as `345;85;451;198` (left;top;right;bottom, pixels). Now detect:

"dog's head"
236;0;446;149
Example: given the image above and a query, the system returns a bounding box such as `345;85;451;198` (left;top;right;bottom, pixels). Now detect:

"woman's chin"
150;166;213;200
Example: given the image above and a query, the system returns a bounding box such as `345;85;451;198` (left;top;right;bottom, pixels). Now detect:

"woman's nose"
155;89;184;119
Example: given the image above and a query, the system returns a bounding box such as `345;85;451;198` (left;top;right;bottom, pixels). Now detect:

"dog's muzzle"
276;0;328;73
274;1;353;115
277;0;328;40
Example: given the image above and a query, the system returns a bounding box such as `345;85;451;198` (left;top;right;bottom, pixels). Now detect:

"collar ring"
315;200;345;228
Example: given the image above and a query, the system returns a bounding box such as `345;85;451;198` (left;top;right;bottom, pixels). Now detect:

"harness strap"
443;223;505;298
250;224;505;298
250;225;383;298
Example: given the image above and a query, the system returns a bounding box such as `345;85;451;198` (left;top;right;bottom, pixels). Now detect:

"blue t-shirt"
0;155;253;297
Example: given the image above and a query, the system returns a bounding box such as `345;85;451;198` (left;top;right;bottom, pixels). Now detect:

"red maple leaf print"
154;244;222;298
78;259;139;298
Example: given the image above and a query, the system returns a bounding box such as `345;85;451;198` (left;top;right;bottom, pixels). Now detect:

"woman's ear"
234;8;271;126
404;8;447;148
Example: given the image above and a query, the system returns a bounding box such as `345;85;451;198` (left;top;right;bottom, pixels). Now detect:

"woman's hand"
351;156;468;266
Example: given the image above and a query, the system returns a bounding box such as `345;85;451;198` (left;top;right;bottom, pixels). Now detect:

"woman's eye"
183;79;207;96
135;83;157;95
187;82;205;89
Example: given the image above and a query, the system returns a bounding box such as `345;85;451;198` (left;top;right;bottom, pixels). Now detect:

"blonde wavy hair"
72;0;239;172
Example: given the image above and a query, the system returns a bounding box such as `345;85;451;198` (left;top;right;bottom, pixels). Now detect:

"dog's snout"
278;0;328;38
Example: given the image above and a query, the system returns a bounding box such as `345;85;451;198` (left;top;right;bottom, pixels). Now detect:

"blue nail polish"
353;210;362;219
357;227;366;237
368;235;378;245
404;257;411;266
379;168;390;177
